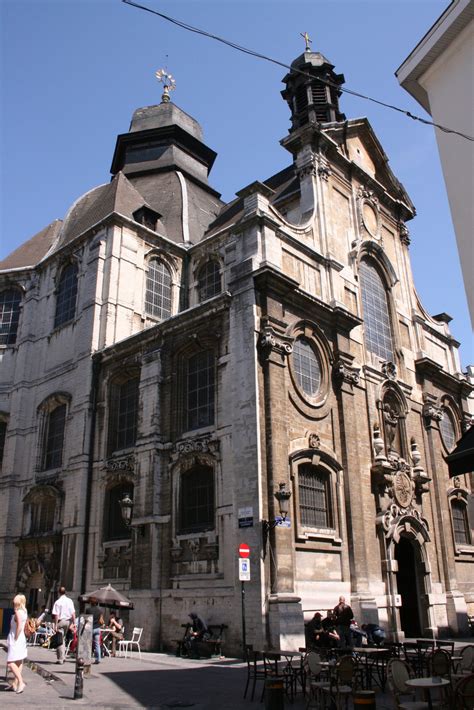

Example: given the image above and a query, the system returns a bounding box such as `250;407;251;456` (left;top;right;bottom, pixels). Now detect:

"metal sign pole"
241;580;247;651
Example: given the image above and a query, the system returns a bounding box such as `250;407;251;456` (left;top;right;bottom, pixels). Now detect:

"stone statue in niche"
382;393;402;459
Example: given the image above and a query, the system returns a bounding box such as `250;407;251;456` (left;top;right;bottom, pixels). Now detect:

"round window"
292;337;322;397
439;409;456;452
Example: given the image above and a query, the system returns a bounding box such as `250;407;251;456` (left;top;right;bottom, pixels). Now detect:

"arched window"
440;409;457;452
30;496;56;535
104;483;132;541
451;500;471;545
54;262;78;328
145;258;172;320
42;403;67;470
186;350;215;431
298;463;333;530
108;375;140;454
293;336;322;397
179;465;214;534
359;258;394;361
0;289;21;345
198;260;221;302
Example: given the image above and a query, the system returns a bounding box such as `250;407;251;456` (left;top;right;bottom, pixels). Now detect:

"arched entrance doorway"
395;536;422;637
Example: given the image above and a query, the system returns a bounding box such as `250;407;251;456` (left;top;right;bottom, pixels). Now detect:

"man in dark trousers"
333;596;354;648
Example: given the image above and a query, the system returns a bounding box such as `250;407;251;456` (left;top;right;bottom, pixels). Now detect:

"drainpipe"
80;353;102;594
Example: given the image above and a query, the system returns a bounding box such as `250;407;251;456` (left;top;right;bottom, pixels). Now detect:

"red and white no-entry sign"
239;543;250;558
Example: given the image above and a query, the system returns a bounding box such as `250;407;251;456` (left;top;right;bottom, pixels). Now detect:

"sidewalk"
2;638;470;709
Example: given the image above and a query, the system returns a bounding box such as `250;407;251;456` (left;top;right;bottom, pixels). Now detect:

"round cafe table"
405;676;450;710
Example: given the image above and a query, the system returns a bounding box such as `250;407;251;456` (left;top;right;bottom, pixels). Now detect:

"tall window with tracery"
293;336;322;397
186;350;215;431
298;463;332;529
54;263;78;328
42;404;67;470
0;289;21;345
145;258;172;320
108;376;140;454
104;483;132;541
198;261;221;302
451;500;471;545
359;258;394;361
179;465;214;534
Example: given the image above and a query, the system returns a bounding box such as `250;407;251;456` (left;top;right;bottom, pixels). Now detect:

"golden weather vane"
155;68;176;103
300;31;312;51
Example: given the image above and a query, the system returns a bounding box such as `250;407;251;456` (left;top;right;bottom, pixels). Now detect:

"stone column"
258;323;304;650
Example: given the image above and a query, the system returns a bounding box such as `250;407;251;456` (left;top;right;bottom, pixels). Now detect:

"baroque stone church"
0;45;472;654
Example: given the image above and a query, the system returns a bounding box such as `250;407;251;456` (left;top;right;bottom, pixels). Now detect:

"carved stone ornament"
258;325;293;359
316;155;331;181
333;360;360;387
378;502;429;542
296;163;317;180
373;424;386;462
392;471;413;509
105;454;135;472
462;415;473;432
308;433;321;449
422;402;443;424
381;361;397;380
399;223;411;246
453;476;461;489
174;436;219;455
187;539;201;555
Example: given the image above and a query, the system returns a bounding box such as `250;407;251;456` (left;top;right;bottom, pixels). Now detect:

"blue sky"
1;0;471;367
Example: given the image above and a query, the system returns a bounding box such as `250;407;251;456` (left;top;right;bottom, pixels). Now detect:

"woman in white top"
7;593;28;693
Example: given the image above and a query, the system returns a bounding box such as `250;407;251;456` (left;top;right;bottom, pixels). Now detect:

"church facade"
0;49;472;654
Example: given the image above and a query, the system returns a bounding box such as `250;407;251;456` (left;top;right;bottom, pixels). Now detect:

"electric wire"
122;0;474;143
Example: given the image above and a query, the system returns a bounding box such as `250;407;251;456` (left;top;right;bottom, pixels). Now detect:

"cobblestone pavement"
2;639;470;709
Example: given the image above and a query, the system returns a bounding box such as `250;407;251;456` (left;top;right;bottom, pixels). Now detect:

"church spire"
281;37;346;130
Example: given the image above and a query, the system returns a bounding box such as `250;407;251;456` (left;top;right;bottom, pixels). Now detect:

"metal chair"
321;655;356;710
453;673;474;709
117;627;143;659
430;648;451;679
306;651;331;709
243;645;267;702
387;658;429;710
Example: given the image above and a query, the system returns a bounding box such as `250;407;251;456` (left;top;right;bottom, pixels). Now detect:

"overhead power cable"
122;0;474;143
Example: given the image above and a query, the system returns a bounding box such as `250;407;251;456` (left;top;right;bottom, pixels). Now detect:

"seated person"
184;612;209;657
350;619;367;647
108;611;125;656
322;609;340;648
305;612;326;649
361;623;386;646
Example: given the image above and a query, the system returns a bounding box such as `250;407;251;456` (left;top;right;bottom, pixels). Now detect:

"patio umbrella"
79;584;134;609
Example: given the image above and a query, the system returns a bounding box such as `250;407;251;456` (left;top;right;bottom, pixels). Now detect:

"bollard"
74;656;84;699
353;689;376;709
264;677;284;710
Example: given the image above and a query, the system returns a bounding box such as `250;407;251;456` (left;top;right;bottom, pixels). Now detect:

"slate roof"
0;219;62;271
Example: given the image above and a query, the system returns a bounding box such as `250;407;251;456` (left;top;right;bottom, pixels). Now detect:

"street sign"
238;543;250;558
239;558;251;581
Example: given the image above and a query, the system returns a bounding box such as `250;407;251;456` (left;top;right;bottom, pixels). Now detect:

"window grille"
0;289;21;345
104;483;132;541
198;261;221;302
54;263;78;328
359;259;394;361
440;410;456;452
109;377;139;453
145;258;172;320
451;500;470;545
186;351;215;431
293;337;321;396
298;463;332;529
43;404;66;470
30;497;56;535
179;465;214;534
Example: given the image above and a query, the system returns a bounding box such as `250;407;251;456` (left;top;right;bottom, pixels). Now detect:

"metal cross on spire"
155;68;176;103
300;31;312;51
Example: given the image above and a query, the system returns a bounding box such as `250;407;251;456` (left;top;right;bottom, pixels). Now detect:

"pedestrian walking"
333;595;354;648
52;586;76;664
6;593;28;694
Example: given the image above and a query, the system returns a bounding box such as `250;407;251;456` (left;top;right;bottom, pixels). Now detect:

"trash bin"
353;689;376;709
264;677;284;710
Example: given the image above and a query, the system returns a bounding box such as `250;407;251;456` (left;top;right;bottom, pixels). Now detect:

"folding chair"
117;627;143;659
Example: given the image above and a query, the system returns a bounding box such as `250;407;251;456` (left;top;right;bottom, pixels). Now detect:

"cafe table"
262;649;304;700
353;647;391;691
405;676;451;710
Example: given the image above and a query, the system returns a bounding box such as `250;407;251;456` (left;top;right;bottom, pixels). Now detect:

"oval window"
439;409;456;452
293;337;322;397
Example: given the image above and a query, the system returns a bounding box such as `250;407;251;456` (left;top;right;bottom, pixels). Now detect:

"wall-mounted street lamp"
262;482;292;559
119;492;145;535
